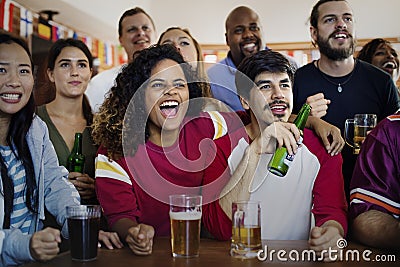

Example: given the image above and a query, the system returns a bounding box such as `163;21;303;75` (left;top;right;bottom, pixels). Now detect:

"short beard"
316;34;356;61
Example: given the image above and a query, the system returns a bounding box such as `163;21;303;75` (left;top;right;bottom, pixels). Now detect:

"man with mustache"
85;7;157;112
292;0;400;200
207;6;297;112
202;50;347;262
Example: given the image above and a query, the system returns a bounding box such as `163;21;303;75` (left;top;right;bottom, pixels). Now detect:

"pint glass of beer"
344;114;377;154
169;195;202;258
231;201;262;259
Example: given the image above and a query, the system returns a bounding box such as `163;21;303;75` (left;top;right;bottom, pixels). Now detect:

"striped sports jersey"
350;110;400;220
0;146;33;234
95;111;246;236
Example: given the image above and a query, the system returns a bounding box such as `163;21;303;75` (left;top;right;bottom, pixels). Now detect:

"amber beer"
231;201;262;259
170;211;201;257
345;114;377;154
353;125;374;147
169;195;202;258
231;226;262;255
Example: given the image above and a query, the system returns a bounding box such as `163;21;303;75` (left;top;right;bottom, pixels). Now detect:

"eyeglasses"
233;25;260;34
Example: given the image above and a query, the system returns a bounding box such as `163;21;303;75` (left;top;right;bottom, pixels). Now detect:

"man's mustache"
264;100;290;111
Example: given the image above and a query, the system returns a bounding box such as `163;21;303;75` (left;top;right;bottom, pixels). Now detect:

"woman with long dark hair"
36;38;97;202
0;34;121;266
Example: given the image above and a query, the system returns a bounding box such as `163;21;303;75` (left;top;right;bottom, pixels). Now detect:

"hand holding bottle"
268;103;311;177
68;172;95;200
253;121;301;155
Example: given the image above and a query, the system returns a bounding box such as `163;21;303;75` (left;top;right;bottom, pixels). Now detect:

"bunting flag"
83;36;92;51
11;3;20;35
0;0;5;29
117;44;127;65
105;42;113;66
51;24;64;41
1;0;14;32
38;22;51;40
91;38;98;58
98;40;105;65
20;7;33;38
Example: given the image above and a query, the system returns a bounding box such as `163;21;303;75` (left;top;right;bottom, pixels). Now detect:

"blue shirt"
207;54;244;111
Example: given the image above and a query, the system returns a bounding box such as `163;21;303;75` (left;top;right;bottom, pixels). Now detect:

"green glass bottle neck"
72;133;83;155
293;103;311;130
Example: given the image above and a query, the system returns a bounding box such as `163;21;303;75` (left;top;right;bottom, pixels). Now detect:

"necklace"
316;59;357;93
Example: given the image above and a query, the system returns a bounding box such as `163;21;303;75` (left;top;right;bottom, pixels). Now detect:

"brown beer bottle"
67;133;85;173
267;103;311;177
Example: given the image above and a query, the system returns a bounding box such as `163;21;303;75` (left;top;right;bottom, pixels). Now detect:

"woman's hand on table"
98;230;124;249
125;224;154;255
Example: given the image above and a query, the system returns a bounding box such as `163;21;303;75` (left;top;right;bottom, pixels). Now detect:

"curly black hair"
357;38;394;64
92;44;203;160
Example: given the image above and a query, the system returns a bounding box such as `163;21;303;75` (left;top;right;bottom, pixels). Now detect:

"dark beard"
316;34;356;61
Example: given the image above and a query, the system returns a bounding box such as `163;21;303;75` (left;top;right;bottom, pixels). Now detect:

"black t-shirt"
293;59;400;199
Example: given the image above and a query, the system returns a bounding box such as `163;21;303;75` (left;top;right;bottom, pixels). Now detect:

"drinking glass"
230;201;262;259
344;114;377;154
169;195;202;258
66;205;101;261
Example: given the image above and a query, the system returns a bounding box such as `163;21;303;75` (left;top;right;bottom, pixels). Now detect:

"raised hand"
306;93;331;118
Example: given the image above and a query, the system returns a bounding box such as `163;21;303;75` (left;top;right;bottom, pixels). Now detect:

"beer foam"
169;211;202;220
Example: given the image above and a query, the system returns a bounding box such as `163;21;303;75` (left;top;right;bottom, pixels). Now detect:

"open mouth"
160;100;179;118
0;93;22;101
242;43;257;53
134;39;148;45
382;61;397;69
269;101;288;116
334;33;348;39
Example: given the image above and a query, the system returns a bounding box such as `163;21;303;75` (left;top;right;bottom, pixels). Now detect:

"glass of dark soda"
66;205;101;261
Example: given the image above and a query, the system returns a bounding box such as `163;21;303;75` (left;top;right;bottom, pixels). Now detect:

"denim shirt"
207;54;244;112
0;116;80;266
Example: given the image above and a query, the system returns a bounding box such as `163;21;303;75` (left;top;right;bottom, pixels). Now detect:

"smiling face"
371;43;400;82
225;7;262;66
145;59;189;145
159;29;198;69
0;42;34;119
249;71;293;126
47;46;92;99
119;12;156;62
311;1;356;61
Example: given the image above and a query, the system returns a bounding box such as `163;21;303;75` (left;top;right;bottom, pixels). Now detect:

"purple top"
349;110;400;220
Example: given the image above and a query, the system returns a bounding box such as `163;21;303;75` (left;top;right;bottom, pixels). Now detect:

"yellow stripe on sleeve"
95;154;132;185
207;111;228;140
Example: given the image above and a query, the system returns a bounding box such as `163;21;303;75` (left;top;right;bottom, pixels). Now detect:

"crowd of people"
0;0;399;265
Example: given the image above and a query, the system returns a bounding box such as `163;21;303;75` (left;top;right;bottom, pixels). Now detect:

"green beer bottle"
267;103;311;177
67;133;85;173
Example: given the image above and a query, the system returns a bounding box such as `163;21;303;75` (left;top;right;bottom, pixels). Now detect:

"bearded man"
292;0;399;200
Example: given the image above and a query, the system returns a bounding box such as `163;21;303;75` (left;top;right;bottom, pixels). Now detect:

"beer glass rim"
169;194;202;201
232;200;260;205
66;205;101;211
354;113;377;118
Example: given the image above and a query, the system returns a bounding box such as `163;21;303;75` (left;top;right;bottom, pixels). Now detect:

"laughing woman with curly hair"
92;44;246;255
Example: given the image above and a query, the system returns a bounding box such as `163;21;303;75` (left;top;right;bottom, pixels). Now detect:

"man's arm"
352;210;400;249
219;143;259;219
289;114;344;156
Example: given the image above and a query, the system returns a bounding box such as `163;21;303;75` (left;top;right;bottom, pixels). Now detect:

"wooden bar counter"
23;238;398;267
